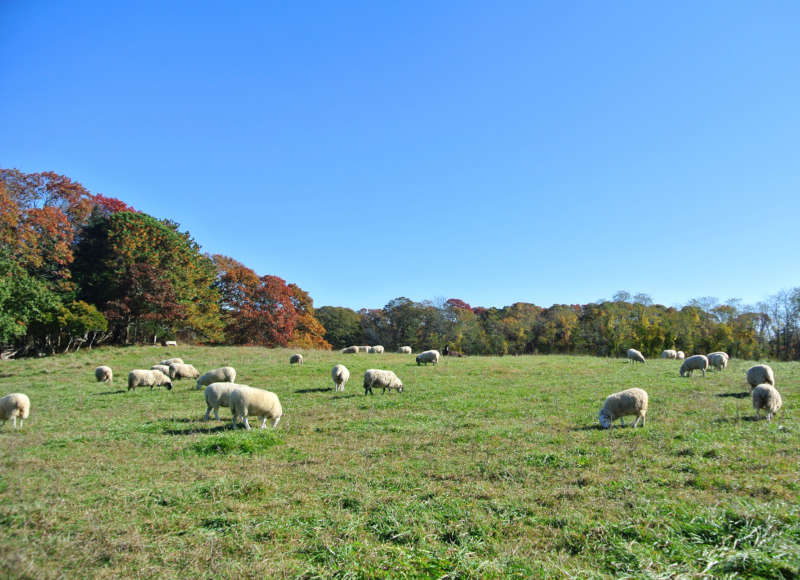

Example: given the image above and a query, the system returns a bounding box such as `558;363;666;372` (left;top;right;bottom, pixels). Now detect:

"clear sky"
2;1;799;311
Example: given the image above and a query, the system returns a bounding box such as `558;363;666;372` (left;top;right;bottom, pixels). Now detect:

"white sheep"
331;364;350;392
358;346;370;353
660;349;677;359
397;346;412;354
752;383;782;421
342;346;359;354
168;362;200;380
0;393;30;429
416;350;440;366
94;365;113;383
368;345;385;354
363;369;404;395
598;388;648;429
626;348;646;364
230;386;283;430
163;340;177;346
195;366;237;390
128;369;173;391
289;353;303;365
203;382;239;421
707;352;729;371
159;357;183;366
679;355;709;377
676;351;686;359
150;364;171;376
746;364;775;391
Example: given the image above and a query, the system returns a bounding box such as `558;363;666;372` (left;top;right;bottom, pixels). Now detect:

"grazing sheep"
397;346;412;354
676;351;686;359
331;364;350;392
163;340;177;346
0;393;30;429
127;369;173;391
150;364;171;376
94;365;113;383
230;386;283;430
708;352;729;371
289;354;303;365
159;357;183;366
368;345;384;354
168;362;200;380
598;388;648;429
660;349;677;359
626;348;646;364
752;383;782;421
416;350;441;366
196;366;237;390
358;346;370;353
746;364;775;391
342;346;359;354
203;382;238;421
363;369;404;395
679;355;709;377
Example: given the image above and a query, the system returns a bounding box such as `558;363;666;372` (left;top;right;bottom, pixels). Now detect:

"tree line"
2;168;798;360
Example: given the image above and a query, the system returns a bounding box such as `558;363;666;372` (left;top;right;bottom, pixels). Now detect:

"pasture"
1;347;798;578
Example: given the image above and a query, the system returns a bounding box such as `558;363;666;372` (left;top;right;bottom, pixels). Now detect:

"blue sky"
2;1;799;310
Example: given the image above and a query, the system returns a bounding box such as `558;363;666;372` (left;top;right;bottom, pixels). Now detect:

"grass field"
1;346;798;578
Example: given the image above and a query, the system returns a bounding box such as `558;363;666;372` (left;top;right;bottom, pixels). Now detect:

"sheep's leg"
243;416;252;430
755;408;761;419
620;417;625;427
11;417;17;429
203;407;211;421
260;416;267;429
214;407;220;421
766;412;773;422
632;416;640;428
18;418;22;429
272;416;281;428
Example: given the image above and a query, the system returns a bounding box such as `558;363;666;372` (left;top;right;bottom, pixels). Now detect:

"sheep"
331;364;350;392
660;349;677;359
752;383;782;421
203;382;239;421
342;346;359;354
127;369;173;391
746;364;775;391
163;340;177;347
363;369;404;395
94;365;113;383
230;386;283;430
397;346;412;354
0;393;30;429
195;366;237;390
676;351;686;359
368;345;384;354
150;364;171;376
416;350;440;366
707;352;729;371
598;388;648;429
679;355;709;377
443;345;464;357
168;362;200;380
159;357;183;366
358;346;370;353
626;348;646;364
289;353;303;365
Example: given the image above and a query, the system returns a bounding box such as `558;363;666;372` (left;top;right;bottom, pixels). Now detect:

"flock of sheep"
0;346;786;431
607;348;784;428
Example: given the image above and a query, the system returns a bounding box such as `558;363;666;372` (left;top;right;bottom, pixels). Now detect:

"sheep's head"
166;381;173;390
397;383;404;393
598;411;613;429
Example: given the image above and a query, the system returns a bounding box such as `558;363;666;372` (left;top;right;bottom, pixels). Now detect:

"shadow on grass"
94;389;127;395
164;424;232;435
717;392;750;399
159;417;193;423
571;424;605;431
294;387;333;394
713;416;760;424
331;394;358;400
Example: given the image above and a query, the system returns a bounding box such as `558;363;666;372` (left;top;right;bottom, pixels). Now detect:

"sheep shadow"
331;394;357;400
94;389;127;396
294;387;333;394
712;416;760;424
571;424;604;431
163;424;233;435
717;392;750;399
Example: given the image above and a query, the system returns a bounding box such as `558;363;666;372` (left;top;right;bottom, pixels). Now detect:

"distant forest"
2;168;798;360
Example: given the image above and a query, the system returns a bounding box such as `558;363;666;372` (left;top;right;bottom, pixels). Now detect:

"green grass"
0;346;798;578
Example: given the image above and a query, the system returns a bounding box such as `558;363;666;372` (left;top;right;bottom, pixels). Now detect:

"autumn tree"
288;284;331;349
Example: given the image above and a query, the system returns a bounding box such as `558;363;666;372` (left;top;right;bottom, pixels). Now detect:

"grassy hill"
1;346;798;578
